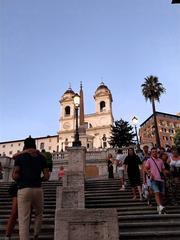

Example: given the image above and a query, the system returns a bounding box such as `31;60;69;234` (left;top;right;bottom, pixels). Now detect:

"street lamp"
72;93;81;147
132;116;140;151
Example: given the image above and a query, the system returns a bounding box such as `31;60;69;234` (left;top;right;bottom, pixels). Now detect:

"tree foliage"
141;75;166;148
141;75;166;103
41;149;53;172
109;119;135;148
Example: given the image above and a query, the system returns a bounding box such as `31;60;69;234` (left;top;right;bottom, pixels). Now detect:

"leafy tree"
109;119;135;148
174;128;180;149
41;149;53;172
141;75;166;148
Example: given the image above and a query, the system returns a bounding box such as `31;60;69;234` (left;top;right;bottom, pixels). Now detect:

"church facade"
0;82;114;157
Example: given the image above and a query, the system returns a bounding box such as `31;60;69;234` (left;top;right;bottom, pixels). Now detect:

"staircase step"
1;179;180;240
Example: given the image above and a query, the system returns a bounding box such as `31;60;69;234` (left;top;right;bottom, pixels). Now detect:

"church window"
100;101;106;112
65;106;71;116
57;145;59;152
102;134;107;148
65;138;69;150
40;142;44;149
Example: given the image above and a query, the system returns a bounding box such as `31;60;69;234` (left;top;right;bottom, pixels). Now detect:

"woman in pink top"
145;147;166;214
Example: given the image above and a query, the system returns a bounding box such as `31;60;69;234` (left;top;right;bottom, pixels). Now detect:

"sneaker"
120;186;125;191
140;193;145;201
158;205;166;215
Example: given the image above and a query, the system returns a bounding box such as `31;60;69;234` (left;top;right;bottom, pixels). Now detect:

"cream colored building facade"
59;82;114;151
0;82;114;157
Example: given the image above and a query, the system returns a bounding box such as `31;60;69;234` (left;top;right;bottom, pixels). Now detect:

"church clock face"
63;122;71;130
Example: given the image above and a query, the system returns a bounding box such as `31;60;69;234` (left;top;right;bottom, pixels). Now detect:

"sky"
0;0;180;142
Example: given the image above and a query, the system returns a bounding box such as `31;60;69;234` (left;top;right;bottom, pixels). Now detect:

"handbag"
151;158;165;180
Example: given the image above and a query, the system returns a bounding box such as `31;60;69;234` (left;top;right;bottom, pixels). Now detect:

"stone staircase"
85;179;180;240
0;181;61;239
0;179;180;239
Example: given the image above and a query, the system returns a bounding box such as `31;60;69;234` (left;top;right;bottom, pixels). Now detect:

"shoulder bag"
151;158;165;180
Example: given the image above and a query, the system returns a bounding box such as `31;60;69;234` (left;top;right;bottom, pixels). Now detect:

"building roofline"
140;111;180;127
0;134;59;145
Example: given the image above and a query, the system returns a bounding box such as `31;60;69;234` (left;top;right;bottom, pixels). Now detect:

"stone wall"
0;156;13;182
51;149;115;180
0;149;120;182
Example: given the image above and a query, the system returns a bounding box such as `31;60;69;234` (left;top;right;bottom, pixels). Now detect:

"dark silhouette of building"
172;0;180;4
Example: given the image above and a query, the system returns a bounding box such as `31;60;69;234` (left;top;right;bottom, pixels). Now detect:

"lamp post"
72;93;81;147
132;116;140;151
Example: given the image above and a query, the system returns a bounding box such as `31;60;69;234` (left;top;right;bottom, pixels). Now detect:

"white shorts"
117;167;124;178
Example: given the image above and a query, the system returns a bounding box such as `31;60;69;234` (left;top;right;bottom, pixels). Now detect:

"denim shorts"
151;180;165;194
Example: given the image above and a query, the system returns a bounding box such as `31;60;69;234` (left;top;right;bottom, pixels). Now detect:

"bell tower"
59;86;75;132
94;82;113;115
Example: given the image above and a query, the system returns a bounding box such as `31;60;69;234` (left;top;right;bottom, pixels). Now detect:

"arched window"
100;101;106;112
65;106;70;116
40;142;44;150
65;138;69;150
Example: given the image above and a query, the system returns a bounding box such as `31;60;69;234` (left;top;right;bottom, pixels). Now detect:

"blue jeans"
151;180;165;194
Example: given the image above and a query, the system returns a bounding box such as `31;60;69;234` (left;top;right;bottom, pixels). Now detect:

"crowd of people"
107;145;180;215
2;139;180;238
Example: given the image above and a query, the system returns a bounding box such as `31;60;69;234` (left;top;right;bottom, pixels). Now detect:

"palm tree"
141;75;166;148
